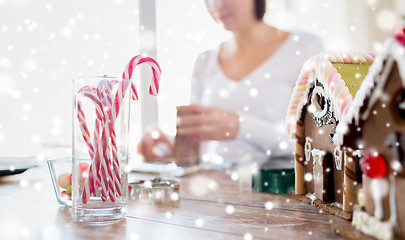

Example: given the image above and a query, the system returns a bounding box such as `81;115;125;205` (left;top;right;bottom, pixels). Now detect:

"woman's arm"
176;104;239;141
176;104;293;157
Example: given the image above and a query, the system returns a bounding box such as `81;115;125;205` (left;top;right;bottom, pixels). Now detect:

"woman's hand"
176;104;239;141
138;129;174;159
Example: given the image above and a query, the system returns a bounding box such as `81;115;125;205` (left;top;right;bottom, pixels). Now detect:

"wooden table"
0;163;352;240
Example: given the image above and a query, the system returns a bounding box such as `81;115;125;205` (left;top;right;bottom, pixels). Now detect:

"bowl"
47;158;72;206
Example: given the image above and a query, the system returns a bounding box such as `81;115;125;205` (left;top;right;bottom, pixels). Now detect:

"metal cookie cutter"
129;178;180;205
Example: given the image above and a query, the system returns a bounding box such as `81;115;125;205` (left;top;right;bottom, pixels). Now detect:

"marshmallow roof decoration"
286;50;376;138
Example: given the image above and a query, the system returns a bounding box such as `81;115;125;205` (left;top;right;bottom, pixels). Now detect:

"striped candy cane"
95;121;109;202
112;55;161;120
87;117;108;203
122;56;161;96
98;81;121;196
98;80;121;197
76;87;108;203
77;85;119;203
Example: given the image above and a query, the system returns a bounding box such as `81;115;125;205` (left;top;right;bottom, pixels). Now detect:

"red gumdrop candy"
360;152;388;179
61;191;69;198
69;173;72;185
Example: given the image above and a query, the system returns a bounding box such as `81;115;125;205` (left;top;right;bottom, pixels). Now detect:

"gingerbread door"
312;149;334;201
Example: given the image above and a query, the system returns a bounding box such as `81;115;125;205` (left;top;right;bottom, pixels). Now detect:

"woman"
139;0;323;167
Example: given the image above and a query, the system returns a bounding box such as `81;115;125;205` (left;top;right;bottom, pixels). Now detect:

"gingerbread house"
286;50;376;219
335;35;405;239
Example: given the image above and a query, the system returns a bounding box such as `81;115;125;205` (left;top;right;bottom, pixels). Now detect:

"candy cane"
112;79;137;120
76;109;97;203
79;81;121;203
140;57;161;96
76;101;94;159
75;87;104;159
82;118;106;203
77;86;117;203
76;87;109;203
104;80;136;197
98;80;122;197
110;55;161;121
95;122;109;202
113;55;143;118
100;128;116;201
123;56;161;96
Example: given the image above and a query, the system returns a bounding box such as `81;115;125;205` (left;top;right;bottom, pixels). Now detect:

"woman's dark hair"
255;0;266;21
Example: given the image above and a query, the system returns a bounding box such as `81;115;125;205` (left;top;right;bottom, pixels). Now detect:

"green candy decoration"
65;185;72;195
252;168;295;194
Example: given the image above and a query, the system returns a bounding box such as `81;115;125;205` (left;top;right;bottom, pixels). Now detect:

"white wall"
0;0;140;157
266;0;403;51
266;0;350;50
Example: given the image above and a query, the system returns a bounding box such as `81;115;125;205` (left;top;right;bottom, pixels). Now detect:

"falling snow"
376;10;397;31
170;192;179;201
265;201;274;210
304;173;313;182
231;172;239;181
244;233;253;240
20;179;29;188
226;205;235;214
195;218;204;227
165;212;173;219
249;88;258;97
279;141;288;150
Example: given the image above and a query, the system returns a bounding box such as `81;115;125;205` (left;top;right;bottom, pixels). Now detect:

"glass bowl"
47;158;72;206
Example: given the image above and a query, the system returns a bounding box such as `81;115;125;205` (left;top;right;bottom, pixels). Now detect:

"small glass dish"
47;158;72;206
128;177;180;206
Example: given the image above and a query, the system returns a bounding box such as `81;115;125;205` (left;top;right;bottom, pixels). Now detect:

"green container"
252;168;295;194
